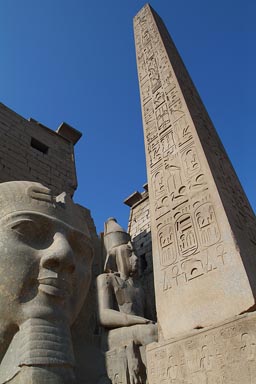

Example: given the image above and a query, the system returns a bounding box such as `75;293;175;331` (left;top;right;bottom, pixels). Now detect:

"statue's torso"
111;274;145;317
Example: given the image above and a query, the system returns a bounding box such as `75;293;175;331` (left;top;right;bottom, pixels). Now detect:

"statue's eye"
10;219;53;249
11;219;35;237
69;231;93;263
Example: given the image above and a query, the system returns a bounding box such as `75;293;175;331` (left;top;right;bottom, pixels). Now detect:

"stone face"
134;4;256;339
0;181;93;383
146;312;256;384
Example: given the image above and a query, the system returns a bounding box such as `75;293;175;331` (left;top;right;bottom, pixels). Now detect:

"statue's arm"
97;274;152;329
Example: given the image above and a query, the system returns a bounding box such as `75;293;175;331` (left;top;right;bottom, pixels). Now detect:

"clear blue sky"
0;0;255;232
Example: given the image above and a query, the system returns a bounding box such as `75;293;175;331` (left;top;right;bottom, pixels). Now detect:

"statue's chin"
19;290;72;325
39;283;68;298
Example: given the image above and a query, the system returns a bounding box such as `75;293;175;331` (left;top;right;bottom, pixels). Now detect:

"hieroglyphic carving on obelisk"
134;4;256;340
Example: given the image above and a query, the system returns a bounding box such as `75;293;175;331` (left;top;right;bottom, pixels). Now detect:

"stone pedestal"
146;312;256;384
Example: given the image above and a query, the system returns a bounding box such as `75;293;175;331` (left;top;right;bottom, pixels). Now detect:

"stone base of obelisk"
146;312;256;384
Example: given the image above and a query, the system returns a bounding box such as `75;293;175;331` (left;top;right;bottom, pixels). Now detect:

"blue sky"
0;0;255;232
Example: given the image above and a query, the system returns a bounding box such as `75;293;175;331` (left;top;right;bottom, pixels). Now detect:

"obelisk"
134;3;256;343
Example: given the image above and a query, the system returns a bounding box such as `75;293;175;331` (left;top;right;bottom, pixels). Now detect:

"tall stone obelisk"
134;3;256;343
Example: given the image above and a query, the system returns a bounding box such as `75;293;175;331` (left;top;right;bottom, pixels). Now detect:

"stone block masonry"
124;184;156;320
125;186;151;268
0;102;79;196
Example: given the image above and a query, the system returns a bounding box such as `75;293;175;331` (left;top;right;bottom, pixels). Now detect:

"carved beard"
0;318;76;384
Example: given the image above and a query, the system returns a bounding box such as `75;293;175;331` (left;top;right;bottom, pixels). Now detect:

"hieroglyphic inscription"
195;203;220;247
162;242;227;291
134;1;256;341
134;5;231;293
157;215;177;267
147;313;256;384
143;5;256;250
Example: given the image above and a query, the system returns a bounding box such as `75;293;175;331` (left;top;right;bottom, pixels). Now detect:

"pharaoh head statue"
0;181;93;349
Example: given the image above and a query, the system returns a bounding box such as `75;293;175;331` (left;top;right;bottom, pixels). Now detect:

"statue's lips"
38;277;71;298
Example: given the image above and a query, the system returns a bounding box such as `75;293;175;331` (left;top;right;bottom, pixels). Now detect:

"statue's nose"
40;232;75;274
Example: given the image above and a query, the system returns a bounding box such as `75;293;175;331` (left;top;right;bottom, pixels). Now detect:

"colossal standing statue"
97;218;157;384
0;181;93;384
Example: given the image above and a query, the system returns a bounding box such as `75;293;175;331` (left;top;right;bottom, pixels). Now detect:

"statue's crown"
104;217;130;253
0;181;91;240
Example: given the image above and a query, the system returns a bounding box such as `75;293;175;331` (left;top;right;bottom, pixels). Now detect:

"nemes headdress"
0;181;91;240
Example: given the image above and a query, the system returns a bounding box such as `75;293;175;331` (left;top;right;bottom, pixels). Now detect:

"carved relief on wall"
148;140;162;168
154;195;170;220
158;48;171;72
134;5;248;298
162;241;226;292
164;155;184;202
151;166;170;222
162;70;175;95
195;203;220;247
148;56;161;93
145;121;158;145
141;80;151;105
142;28;151;46
137;51;148;82
181;146;200;178
147;314;256;384
160;129;176;157
166;85;180;106
143;100;154;123
156;103;171;133
175;212;198;257
144;41;154;61
173;115;192;147
169;100;185;125
157;216;177;267
152;184;224;292
153;90;165;109
152;169;165;196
